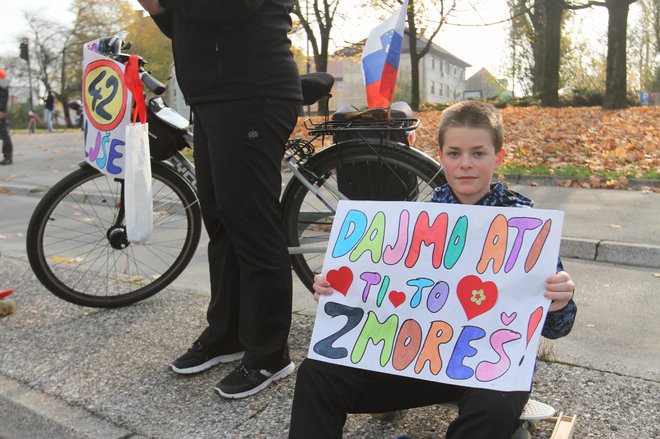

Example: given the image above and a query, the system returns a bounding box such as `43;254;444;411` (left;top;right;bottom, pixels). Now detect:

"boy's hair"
437;100;504;153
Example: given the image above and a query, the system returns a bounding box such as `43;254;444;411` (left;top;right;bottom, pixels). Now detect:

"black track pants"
289;359;530;439
191;97;298;370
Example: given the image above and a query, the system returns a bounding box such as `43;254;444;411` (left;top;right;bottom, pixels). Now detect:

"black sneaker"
214;361;295;399
170;341;244;375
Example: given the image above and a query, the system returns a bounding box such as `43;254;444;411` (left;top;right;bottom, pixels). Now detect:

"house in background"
463;67;512;100
326;33;471;110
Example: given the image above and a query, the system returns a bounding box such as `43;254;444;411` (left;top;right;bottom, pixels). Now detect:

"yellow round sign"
82;60;128;131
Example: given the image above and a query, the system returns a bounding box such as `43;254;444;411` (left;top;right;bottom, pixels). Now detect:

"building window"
431;80;435;95
432;57;435;70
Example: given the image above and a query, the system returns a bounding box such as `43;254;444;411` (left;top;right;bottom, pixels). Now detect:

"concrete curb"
0;375;139;439
3;182;659;269
560;238;660;269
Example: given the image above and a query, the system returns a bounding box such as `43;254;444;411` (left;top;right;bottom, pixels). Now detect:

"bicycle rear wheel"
281;142;446;292
26;162;202;308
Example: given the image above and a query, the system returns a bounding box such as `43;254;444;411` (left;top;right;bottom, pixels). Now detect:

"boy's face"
439;126;504;205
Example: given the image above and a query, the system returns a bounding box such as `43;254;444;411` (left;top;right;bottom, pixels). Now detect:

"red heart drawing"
326;266;353;296
388;290;406;308
457;275;499;320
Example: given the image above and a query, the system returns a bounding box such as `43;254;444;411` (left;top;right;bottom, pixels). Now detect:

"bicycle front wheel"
26;162;202;308
281;142;446;292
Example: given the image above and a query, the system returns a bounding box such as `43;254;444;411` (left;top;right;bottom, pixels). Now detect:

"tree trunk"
531;0;546;95
603;0;633;109
314;41;330;114
407;2;420;111
541;0;562;107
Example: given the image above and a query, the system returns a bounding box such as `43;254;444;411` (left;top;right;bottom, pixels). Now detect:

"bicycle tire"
281;141;446;292
26;162;202;308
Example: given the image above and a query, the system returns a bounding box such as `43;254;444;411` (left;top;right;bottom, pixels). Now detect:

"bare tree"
21;12;74;125
369;0;457;110
406;0;459;110
292;0;342;73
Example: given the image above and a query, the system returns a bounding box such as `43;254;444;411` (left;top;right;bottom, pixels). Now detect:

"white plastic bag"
124;122;153;243
123;54;153;244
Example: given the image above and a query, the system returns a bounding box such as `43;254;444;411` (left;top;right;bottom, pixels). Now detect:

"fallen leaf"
652;273;660;278
607;224;622;229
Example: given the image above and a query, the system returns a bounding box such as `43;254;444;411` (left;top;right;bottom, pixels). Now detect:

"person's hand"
0;111;5;120
544;271;575;312
312;274;334;303
137;0;166;15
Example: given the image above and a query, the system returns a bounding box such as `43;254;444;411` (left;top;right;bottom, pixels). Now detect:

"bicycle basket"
147;98;188;161
330;101;414;145
332;101;418;201
336;161;419;201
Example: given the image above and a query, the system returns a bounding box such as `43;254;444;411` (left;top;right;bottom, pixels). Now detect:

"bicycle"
26;33;446;308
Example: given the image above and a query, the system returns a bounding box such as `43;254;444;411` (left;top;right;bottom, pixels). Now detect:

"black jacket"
45;93;55;111
152;0;302;104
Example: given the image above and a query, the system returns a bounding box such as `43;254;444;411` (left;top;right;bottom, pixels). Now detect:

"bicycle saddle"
300;72;335;105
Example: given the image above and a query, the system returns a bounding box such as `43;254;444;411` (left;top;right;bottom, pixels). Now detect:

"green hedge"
420;89;640;111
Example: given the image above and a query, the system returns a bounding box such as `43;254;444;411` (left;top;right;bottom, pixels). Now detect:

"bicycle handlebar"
140;71;166;95
97;32;166;96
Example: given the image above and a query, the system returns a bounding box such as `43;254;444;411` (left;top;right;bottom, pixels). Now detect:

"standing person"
138;0;303;399
289;100;577;439
44;90;54;132
0;68;13;165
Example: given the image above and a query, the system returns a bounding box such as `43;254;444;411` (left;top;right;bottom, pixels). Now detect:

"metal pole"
306;0;311;116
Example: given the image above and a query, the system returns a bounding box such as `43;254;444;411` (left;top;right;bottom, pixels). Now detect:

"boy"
288;100;577;439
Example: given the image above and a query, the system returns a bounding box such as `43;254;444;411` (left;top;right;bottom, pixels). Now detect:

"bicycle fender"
317;139;442;173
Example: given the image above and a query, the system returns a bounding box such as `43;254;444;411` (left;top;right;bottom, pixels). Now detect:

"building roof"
333;29;471;68
465;67;507;91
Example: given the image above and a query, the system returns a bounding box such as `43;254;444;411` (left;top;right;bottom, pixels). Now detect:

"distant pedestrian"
44;90;55;132
27;110;37;133
0;68;13;165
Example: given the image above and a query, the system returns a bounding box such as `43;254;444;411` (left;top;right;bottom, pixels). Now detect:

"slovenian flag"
361;0;409;108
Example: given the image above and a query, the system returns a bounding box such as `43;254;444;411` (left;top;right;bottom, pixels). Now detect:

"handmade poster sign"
82;39;133;178
307;200;564;392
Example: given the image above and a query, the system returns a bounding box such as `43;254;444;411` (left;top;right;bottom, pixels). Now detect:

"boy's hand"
313;274;334;303
545;271;575;312
137;0;166;15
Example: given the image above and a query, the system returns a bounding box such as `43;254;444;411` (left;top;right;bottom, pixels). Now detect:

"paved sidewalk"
0;256;658;439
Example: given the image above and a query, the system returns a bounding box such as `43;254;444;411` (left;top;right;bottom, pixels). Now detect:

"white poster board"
308;200;564;392
82;39;133;178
